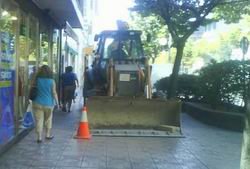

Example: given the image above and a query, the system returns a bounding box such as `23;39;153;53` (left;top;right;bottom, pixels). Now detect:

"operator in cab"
108;39;128;60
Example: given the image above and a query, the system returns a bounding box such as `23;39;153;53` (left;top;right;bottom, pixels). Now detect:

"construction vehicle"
84;27;182;137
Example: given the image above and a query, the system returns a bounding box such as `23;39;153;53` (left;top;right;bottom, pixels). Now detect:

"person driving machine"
108;39;128;60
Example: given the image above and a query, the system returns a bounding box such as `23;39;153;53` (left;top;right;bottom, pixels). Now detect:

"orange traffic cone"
74;106;91;139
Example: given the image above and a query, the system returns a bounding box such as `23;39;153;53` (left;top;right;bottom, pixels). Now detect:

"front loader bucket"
87;96;182;137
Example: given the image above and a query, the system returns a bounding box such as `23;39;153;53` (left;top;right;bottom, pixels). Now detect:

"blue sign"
0;32;15;144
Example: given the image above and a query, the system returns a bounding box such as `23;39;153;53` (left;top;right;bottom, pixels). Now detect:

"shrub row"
154;60;250;111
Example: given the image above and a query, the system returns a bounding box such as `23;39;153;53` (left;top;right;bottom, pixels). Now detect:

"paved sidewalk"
0;99;243;169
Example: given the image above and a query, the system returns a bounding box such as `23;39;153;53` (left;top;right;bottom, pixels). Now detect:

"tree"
132;0;250;98
183;25;242;68
183;14;250;71
130;14;169;63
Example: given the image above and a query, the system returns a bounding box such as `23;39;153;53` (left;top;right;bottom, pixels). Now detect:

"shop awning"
32;0;84;28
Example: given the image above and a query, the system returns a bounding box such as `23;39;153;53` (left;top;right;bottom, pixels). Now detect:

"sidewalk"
0;98;242;169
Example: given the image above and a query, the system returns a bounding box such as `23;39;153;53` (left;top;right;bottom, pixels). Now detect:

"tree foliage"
214;1;250;23
130;14;168;63
182;14;250;70
132;0;250;98
183;25;241;67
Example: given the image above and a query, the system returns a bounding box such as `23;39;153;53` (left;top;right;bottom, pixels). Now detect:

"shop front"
0;0;60;152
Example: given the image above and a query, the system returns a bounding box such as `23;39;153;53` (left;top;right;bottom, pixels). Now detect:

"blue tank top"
33;78;55;107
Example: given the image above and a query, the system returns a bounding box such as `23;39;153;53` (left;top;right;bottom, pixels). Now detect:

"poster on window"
0;32;15;145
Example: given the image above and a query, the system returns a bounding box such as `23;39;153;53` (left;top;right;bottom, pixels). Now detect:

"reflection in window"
52;29;59;82
104;38;114;59
28;16;38;81
18;12;28;117
0;3;17;67
39;26;49;66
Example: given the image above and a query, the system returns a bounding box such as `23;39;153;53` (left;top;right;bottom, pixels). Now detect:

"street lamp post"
240;36;249;104
240;36;250;169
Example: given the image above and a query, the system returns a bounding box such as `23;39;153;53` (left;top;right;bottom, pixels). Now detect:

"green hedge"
154;74;200;101
154;60;250;110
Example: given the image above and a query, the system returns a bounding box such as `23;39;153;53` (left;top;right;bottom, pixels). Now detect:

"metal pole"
109;59;114;96
240;36;250;169
243;53;246;109
240;37;249;105
83;55;87;107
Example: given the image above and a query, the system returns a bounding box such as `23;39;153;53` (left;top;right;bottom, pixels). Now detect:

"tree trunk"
167;41;185;99
152;57;156;64
152;47;158;64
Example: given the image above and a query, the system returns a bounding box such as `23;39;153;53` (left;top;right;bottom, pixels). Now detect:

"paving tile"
107;159;131;167
156;162;184;169
106;167;131;169
0;102;242;169
30;160;58;167
30;167;55;169
0;163;31;169
81;156;106;168
56;158;82;167
81;168;105;169
131;161;156;169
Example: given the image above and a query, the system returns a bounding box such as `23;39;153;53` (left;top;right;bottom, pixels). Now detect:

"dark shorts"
63;85;76;102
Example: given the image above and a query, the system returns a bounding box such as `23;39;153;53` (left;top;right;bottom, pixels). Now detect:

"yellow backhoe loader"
84;29;182;137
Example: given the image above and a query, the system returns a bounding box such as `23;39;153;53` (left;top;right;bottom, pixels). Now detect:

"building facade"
0;0;86;152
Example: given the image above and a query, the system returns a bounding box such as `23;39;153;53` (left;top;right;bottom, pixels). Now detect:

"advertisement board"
0;32;15;145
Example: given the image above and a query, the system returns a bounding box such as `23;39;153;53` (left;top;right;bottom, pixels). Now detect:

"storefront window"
17;13;39;131
18;11;28;124
0;1;18;146
63;35;78;69
28;16;38;82
52;29;59;79
39;25;49;66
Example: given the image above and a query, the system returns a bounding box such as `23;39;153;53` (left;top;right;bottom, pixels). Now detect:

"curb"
183;102;244;132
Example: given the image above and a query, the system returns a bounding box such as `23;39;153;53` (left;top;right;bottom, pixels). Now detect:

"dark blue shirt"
62;72;78;87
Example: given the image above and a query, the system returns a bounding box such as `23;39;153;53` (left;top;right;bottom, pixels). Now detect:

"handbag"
29;77;37;101
29;86;38;100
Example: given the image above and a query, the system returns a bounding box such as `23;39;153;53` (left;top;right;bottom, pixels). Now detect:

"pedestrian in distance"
61;66;79;112
31;65;59;143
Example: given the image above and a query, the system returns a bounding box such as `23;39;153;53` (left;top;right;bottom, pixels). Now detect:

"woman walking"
31;65;59;143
